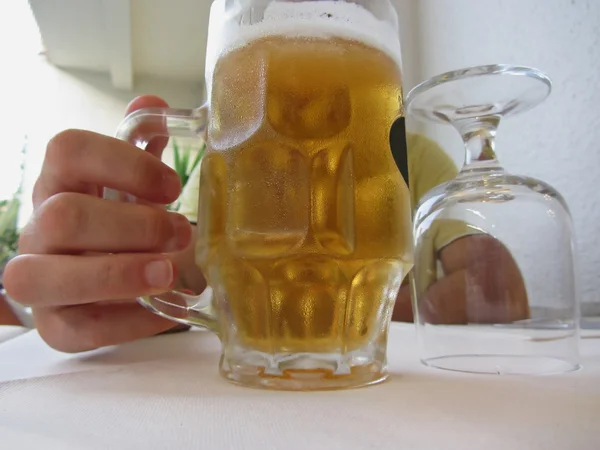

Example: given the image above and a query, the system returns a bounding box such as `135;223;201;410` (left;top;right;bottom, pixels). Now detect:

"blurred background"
0;0;598;309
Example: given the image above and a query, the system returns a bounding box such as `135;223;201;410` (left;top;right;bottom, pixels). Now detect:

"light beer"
196;34;412;354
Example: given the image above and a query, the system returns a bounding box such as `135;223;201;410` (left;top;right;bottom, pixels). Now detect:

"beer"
196;34;412;354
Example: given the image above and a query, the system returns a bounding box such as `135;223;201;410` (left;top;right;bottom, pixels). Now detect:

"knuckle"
132;152;174;199
36;193;87;250
95;258;124;293
142;210;172;249
131;152;155;189
45;129;88;165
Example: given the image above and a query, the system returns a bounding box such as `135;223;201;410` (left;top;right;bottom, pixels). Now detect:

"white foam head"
205;0;402;94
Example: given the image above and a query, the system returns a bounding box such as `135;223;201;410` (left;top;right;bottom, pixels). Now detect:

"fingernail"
145;260;173;288
166;213;192;251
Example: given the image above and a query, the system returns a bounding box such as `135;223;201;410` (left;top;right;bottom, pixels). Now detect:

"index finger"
34;129;181;206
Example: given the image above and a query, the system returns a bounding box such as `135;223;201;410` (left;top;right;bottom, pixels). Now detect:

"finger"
440;235;529;323
419;270;468;325
125;95;169;116
124;95;170;159
33;302;180;353
3;254;178;307
34;129;181;206
20;193;191;254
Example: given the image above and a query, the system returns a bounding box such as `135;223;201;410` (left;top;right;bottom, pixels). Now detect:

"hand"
393;234;529;324
3;96;194;352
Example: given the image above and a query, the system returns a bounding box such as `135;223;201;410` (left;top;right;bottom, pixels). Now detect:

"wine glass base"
422;354;581;376
406;64;552;124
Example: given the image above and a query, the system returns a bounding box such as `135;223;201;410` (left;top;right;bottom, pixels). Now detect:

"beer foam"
206;0;402;89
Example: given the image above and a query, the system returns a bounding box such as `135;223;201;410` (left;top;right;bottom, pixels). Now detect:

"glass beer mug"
108;0;412;390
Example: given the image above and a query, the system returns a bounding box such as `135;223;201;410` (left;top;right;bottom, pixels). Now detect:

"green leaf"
180;145;191;187
167;139;207;214
189;142;206;176
0;197;20;266
0;135;28;267
0;197;19;236
173;139;182;179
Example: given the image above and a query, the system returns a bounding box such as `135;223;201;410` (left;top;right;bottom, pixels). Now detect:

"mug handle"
103;103;219;334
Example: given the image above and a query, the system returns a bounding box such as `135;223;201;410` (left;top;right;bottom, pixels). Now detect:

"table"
0;323;599;449
0;325;28;345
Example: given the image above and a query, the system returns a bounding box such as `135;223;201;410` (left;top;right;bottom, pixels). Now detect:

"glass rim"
406;64;553;107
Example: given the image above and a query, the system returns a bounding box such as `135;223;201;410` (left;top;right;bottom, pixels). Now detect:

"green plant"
169;139;206;211
172;139;206;190
0;197;20;267
0;138;26;269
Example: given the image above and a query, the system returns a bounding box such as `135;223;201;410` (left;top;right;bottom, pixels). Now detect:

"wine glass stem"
455;116;503;174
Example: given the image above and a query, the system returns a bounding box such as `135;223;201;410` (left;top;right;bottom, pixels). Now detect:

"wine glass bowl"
406;64;580;376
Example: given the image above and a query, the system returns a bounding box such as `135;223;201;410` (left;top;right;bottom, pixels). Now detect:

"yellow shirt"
405;133;457;214
406;133;478;249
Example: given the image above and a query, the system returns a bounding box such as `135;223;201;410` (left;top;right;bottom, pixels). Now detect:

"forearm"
392;283;413;322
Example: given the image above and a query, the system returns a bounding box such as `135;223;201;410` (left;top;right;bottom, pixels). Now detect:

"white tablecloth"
0;323;598;450
0;325;28;345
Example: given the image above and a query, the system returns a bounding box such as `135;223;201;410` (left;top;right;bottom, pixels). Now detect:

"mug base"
220;352;388;391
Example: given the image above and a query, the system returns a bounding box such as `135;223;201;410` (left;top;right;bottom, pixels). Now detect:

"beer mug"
109;0;412;390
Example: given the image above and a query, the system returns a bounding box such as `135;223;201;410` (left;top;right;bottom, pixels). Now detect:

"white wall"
415;0;600;307
393;0;421;93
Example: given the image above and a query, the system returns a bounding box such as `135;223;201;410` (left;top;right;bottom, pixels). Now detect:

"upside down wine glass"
406;65;580;375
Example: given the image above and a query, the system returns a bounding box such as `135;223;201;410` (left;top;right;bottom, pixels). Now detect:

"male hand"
393;235;529;324
3;96;194;352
